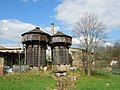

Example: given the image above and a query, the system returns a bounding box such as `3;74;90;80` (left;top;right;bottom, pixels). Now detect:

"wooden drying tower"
51;31;72;65
21;27;50;67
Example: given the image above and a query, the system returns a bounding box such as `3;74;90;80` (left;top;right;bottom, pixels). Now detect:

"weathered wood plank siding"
51;31;72;65
21;27;50;67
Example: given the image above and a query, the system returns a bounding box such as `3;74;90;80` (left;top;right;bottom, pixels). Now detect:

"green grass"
112;69;120;74
0;73;56;90
0;70;120;90
72;71;120;90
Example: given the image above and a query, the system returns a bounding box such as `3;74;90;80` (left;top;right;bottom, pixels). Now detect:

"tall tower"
21;27;50;67
51;31;72;66
51;23;54;35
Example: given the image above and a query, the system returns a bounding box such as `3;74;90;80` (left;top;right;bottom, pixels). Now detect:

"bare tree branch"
73;13;106;76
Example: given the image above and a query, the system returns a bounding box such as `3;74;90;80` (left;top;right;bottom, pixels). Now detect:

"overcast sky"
0;0;120;47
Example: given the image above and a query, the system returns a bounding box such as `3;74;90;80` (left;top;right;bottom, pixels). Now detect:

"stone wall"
0;58;4;76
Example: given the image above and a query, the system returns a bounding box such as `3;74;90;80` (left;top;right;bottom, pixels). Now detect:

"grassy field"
0;72;56;90
72;71;120;90
0;70;120;90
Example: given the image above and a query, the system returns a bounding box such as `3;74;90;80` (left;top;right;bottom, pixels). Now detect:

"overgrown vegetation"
72;70;120;90
73;13;106;76
0;70;120;90
95;40;120;67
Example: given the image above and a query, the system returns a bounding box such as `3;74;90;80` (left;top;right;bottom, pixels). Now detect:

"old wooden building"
51;31;72;65
21;27;50;67
0;46;24;67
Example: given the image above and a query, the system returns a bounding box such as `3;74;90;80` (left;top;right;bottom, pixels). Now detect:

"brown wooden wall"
22;34;50;43
25;44;47;67
51;36;72;43
52;46;72;65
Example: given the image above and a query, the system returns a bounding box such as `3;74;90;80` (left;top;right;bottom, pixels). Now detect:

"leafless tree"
73;13;106;76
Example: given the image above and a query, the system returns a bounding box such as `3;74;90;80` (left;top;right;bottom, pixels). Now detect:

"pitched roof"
0;46;8;50
0;46;21;50
21;27;50;36
52;31;72;38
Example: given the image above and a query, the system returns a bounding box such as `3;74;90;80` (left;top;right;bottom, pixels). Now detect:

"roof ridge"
21;27;50;36
52;31;72;38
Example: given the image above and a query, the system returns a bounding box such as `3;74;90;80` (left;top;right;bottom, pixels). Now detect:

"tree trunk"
87;51;91;76
82;52;87;74
82;60;87;75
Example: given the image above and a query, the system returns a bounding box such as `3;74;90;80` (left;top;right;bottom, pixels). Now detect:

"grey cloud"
0;19;35;41
55;0;120;31
0;19;61;47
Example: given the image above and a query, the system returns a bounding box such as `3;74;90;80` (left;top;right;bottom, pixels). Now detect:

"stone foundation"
52;64;70;72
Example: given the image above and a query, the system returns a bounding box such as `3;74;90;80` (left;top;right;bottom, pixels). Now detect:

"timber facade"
21;27;50;67
21;26;72;67
51;31;72;65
